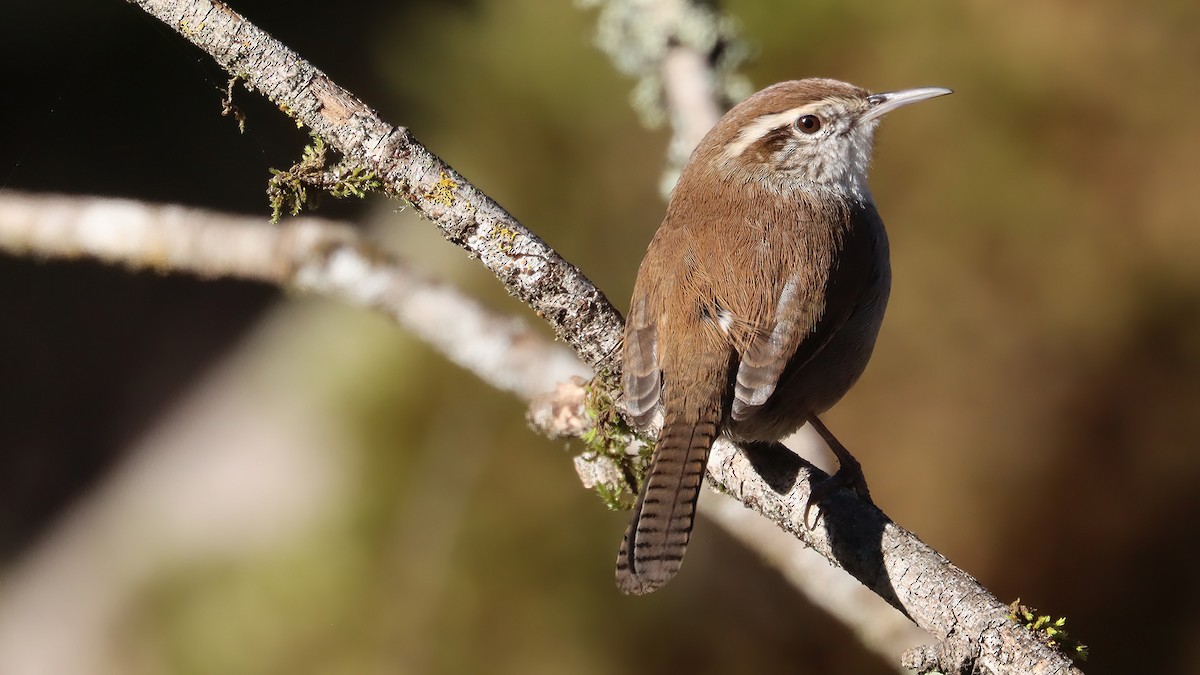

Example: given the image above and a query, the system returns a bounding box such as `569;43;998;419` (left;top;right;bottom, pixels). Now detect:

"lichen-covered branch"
127;0;623;385
708;438;1085;675
528;377;1081;675
700;482;931;665
580;0;749;193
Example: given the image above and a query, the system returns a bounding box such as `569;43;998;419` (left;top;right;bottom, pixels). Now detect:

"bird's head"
697;78;951;202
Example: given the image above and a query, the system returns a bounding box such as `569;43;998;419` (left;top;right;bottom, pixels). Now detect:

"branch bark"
128;0;624;384
16;1;1084;672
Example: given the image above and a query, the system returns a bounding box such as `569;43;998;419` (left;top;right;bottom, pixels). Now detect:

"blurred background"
2;0;1199;672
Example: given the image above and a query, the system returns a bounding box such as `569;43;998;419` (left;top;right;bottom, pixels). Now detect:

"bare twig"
0;192;588;398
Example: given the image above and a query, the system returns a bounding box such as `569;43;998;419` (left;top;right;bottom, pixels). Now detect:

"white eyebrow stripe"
721;105;818;161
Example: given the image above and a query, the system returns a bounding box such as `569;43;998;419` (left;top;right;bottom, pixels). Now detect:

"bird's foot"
803;416;874;527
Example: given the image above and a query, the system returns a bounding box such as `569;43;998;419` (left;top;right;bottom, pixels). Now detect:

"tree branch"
127;0;624;385
14;0;1084;671
582;0;747;193
0;192;589;400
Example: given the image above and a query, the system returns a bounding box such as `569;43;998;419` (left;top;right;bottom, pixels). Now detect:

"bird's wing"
730;272;827;420
622;289;661;427
730;221;880;422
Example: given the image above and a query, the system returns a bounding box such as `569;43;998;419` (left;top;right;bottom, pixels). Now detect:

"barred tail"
615;406;721;595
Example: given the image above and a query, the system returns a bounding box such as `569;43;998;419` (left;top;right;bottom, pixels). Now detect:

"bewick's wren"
616;78;951;595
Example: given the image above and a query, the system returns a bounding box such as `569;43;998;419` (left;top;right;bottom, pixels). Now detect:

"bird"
615;78;951;595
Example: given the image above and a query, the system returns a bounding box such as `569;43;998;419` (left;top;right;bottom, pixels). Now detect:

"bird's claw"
803;450;873;528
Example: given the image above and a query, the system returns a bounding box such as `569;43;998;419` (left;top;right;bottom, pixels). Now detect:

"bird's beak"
859;87;953;124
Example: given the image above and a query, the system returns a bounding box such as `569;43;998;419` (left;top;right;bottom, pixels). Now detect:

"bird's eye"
794;115;822;134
